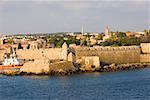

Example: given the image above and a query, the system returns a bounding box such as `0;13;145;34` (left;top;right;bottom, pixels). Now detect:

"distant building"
125;31;145;37
125;32;134;37
65;32;74;36
29;39;46;49
89;36;97;45
103;26;111;41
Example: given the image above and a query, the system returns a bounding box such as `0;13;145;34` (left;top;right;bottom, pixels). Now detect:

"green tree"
18;43;23;49
56;40;64;48
75;39;80;45
118;32;126;39
26;44;30;49
7;39;14;44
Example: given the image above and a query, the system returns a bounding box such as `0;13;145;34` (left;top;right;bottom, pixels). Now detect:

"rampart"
16;42;68;60
17;48;64;60
73;46;141;64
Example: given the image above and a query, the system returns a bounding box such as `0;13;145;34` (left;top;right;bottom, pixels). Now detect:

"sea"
0;68;150;100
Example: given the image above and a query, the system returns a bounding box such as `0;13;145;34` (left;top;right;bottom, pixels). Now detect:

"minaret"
81;26;84;35
105;26;109;35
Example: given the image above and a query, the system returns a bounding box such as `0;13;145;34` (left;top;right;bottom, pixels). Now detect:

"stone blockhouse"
140;43;150;63
140;43;150;54
80;56;100;70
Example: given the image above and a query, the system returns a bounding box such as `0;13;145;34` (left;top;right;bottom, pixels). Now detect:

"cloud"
0;0;149;33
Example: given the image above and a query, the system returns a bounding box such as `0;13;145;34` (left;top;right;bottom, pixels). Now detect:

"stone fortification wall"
140;54;150;63
17;48;63;60
17;42;68;60
74;46;140;64
141;43;150;54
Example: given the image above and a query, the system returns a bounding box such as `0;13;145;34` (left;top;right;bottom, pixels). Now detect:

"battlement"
75;46;140;51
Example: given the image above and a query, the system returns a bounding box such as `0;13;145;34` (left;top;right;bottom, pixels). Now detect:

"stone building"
29;39;46;49
140;43;150;54
140;43;150;63
80;56;100;71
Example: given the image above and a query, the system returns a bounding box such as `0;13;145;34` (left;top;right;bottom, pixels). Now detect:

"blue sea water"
0;68;150;100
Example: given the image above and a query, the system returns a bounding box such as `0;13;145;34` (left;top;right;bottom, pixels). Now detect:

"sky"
0;0;149;34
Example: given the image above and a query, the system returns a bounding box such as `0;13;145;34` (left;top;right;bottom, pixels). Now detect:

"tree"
118;32;126;39
75;39;80;45
18;43;23;49
26;44;30;49
7;39;14;44
56;40;64;48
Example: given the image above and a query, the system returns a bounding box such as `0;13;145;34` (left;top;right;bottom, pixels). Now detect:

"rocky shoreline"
100;63;150;72
1;62;150;76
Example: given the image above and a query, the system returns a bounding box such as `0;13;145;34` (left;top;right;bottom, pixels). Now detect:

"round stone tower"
62;42;68;60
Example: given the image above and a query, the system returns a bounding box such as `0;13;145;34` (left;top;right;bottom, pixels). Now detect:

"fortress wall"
141;43;150;54
16;48;63;60
74;46;141;64
140;54;150;63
